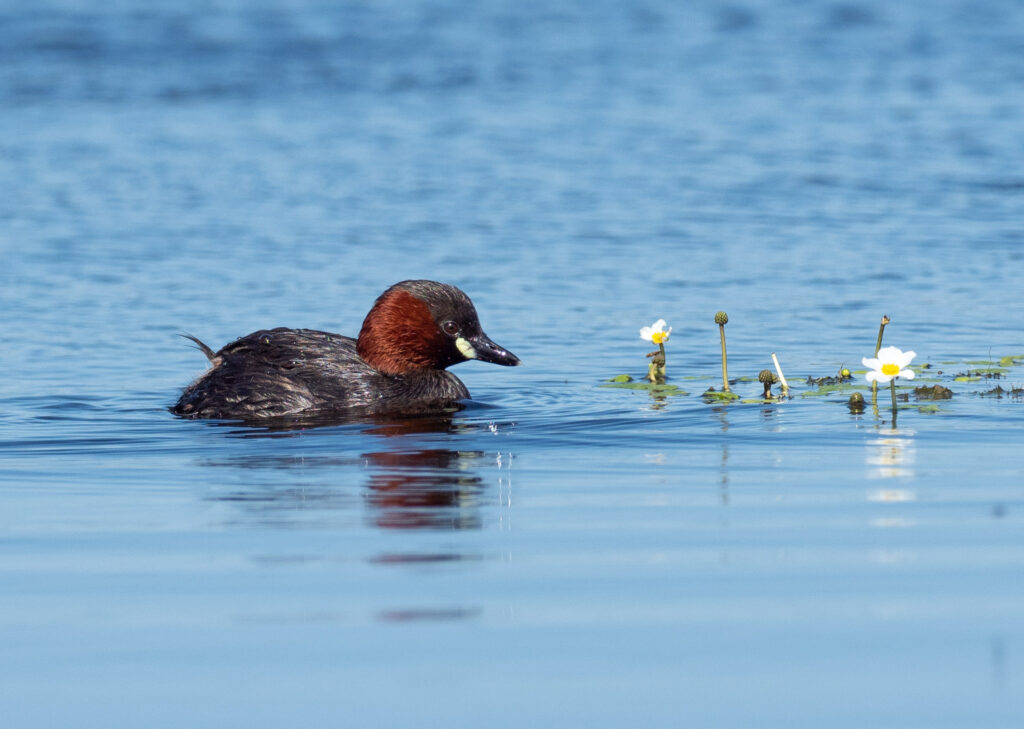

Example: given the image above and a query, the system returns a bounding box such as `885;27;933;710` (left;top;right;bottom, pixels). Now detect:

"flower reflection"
866;427;916;480
866;427;917;529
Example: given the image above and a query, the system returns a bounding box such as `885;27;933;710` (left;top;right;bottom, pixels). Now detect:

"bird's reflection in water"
197;414;496;623
364;446;486;531
201;414;493;534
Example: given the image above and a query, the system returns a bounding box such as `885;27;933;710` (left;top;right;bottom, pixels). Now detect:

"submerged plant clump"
979;384;1024;399
806;366;854;387
913;384;953;401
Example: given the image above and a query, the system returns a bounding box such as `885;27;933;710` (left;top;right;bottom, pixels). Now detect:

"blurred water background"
2;0;1024;726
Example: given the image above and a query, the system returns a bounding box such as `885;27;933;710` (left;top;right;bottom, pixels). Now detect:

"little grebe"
171;280;520;420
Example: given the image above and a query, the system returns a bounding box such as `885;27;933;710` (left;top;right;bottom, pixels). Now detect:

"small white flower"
640;319;671;345
863;346;916;384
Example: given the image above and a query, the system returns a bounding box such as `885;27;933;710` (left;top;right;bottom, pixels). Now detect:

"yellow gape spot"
455;337;477;359
882;363;900;376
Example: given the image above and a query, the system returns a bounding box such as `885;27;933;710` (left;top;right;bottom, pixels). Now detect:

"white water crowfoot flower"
863;346;917;384
640;319;670;383
640;319;671;345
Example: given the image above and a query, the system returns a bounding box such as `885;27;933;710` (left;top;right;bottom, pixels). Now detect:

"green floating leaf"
607;374;633;383
702;389;740;402
600;381;688;396
955;376;981;382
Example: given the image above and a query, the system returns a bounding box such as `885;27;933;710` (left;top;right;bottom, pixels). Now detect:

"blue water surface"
2;0;1024;726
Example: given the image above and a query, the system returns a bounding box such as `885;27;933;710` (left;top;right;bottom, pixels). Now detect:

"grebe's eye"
441;320;459;337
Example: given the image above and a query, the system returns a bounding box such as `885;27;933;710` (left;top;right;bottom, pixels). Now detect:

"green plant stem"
719;325;730;392
890;379;898;424
872;317;888;398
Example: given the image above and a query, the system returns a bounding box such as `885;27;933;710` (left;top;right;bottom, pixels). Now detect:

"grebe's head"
357;280;521;375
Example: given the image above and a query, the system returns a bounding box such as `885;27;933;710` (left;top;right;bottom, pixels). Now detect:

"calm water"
3;0;1024;726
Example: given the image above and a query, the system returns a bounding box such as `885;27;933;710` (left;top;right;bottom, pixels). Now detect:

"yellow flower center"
881;363;900;376
651;331;667;344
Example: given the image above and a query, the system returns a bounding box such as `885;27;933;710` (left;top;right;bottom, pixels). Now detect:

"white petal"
899;368;915;380
876;346;903;362
862;357;881;370
866;370;892;384
652;319;666;331
639;327;653;341
896;350;916;368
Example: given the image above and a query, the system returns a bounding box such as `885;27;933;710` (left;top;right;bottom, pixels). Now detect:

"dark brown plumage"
171;280;519;420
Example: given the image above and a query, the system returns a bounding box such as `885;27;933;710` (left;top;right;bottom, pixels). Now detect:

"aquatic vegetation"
873;315;890;357
979;384;1024;399
808;365;854;388
864;346;916;425
640;319;671;383
955;367;1007;381
601;375;687;396
799;382;865;398
604;314;1023;418
913;384;953;401
863;346;916;385
771;352;790;397
869;314;891;399
639;319;671;345
715;311;730;393
702;387;740;403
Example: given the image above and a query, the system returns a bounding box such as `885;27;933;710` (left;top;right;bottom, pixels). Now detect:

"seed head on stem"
715;311;730;392
758;369;777;399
